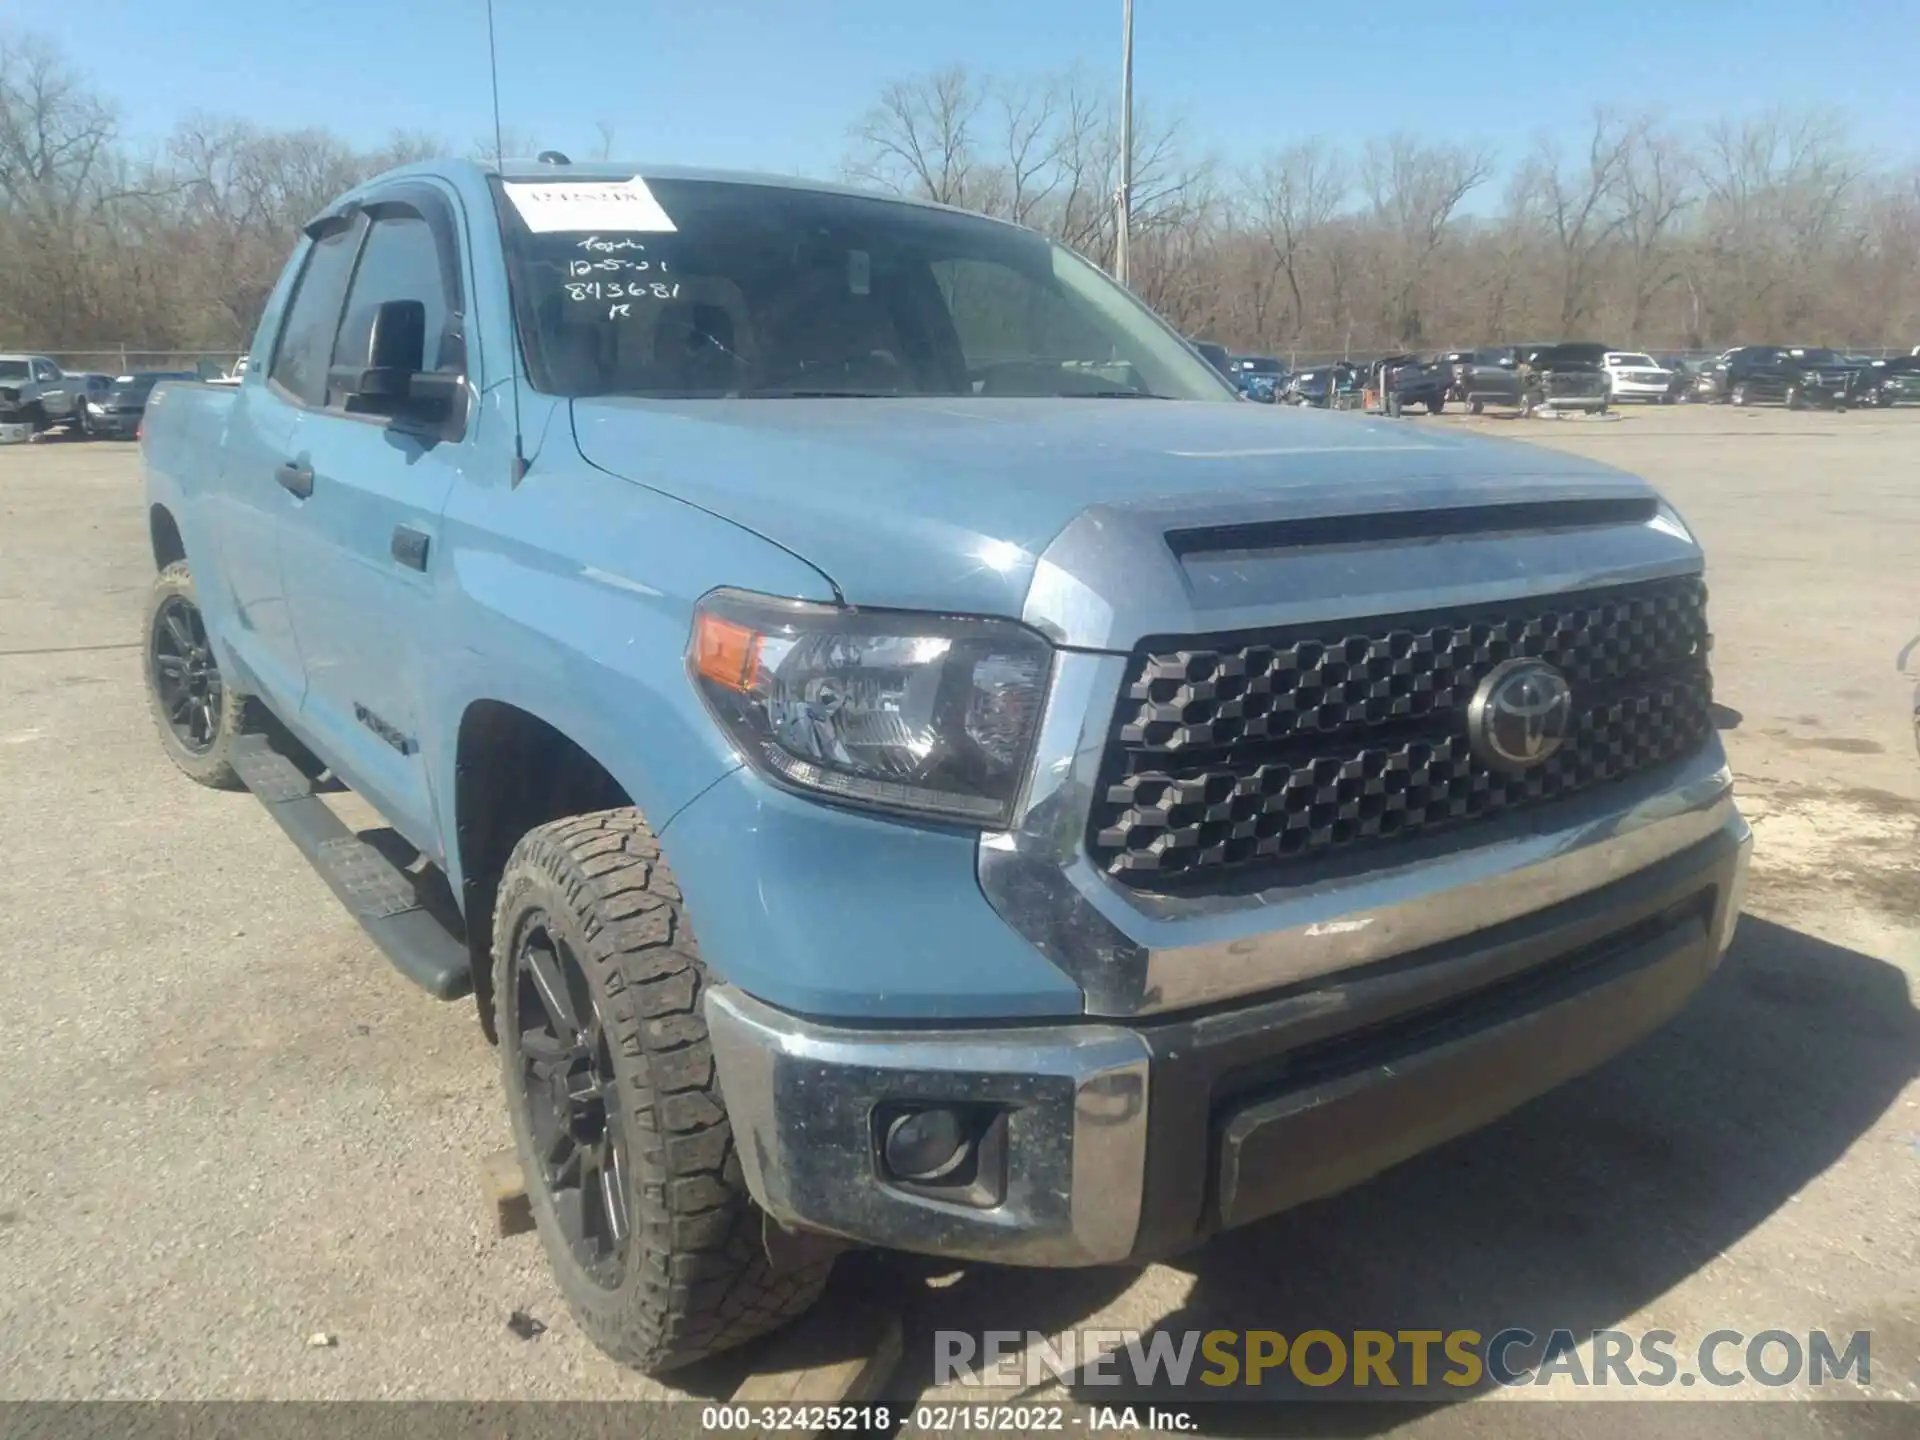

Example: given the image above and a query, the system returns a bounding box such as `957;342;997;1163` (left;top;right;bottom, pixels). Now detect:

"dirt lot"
1;405;1916;1429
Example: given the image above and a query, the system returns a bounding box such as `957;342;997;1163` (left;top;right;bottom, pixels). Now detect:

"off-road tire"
143;561;250;790
492;808;832;1372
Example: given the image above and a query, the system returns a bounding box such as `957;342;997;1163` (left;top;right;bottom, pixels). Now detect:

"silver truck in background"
0;353;102;439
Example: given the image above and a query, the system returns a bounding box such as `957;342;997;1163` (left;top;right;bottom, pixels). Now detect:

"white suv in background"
1602;352;1676;403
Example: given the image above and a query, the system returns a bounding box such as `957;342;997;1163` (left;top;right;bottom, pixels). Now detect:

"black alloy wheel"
510;915;633;1288
150;595;223;755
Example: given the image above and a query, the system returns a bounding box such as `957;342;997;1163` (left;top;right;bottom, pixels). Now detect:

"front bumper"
1609;379;1670;399
1534;389;1609;410
708;813;1749;1266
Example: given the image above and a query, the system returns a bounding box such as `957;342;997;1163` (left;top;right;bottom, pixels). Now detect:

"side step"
231;734;473;1001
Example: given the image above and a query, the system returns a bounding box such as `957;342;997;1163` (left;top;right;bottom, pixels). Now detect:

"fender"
427;451;839;901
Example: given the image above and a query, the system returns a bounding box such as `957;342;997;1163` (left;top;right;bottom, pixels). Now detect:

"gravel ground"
0;405;1914;1432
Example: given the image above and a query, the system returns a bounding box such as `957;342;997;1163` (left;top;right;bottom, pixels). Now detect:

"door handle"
391;525;430;572
275;460;314;499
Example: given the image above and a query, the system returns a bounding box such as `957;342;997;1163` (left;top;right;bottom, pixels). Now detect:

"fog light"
882;1107;968;1182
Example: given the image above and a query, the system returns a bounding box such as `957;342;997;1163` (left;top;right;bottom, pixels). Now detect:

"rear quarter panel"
141;381;240;595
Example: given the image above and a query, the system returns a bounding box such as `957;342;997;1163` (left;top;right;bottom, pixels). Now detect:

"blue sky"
21;0;1916;179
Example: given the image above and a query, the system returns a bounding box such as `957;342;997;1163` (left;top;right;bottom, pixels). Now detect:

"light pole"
1115;0;1133;288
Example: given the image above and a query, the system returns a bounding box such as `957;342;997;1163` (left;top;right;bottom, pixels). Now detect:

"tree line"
844;65;1920;357
4;30;1916;362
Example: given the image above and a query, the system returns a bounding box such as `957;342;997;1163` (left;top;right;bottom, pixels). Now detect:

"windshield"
1790;348;1841;365
493;176;1235;401
0;360;29;382
1609;353;1657;367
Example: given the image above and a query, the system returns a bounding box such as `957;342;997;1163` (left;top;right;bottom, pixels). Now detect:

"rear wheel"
143;562;249;789
494;809;832;1372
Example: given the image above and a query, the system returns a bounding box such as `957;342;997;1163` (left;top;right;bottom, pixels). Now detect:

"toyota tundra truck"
139;158;1750;1373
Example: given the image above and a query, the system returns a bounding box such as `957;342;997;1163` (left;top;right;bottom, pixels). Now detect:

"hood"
569;396;1656;618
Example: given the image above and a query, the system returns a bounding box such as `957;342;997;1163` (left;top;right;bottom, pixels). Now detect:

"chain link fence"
5;346;248;379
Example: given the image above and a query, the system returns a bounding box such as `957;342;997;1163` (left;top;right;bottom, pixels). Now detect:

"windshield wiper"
1054;389;1166;399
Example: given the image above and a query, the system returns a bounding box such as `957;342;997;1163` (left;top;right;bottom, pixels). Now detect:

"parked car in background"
1452;348;1527;413
0;354;94;436
1283;360;1361;407
1521;344;1612;414
1852;355;1919;407
1602;352;1676;403
1190;340;1234;377
1368;354;1450;414
1656;357;1702;403
1230;354;1289;402
86;371;200;439
1714;346;1854;409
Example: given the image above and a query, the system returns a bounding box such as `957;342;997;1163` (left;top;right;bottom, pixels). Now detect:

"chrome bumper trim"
705;987;1151;1266
979;650;1745;1016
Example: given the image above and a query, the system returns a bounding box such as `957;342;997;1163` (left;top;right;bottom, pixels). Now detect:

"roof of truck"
484;158;1008;222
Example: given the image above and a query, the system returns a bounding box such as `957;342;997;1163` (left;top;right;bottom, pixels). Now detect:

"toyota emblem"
1467;658;1574;773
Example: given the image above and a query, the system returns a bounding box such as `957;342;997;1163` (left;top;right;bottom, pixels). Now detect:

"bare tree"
469;124;542;167
1251;138;1346;344
1514;111;1634;334
1361;134;1493;345
1618;121;1693;342
0;30;119;221
844;64;984;206
1693;109;1857;338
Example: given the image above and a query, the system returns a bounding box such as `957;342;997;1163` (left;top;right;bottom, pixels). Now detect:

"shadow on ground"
849;916;1917;1425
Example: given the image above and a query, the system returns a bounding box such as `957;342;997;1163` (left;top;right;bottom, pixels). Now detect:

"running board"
231;734;473;1001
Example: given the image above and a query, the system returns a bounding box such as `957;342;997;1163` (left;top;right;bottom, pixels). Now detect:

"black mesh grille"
1091;575;1712;887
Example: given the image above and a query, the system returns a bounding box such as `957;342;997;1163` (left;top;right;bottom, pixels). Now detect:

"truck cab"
139;158;1751;1375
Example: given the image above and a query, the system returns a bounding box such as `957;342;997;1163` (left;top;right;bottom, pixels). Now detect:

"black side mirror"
328;299;460;424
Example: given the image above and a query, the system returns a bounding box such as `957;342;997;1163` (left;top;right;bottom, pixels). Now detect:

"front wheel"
1426;395;1445;415
494;809;832;1373
1730;382;1750;407
143;562;249;789
1468;400;1485;415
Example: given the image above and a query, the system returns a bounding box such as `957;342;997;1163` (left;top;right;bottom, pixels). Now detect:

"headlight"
689;589;1052;827
85;400;104;414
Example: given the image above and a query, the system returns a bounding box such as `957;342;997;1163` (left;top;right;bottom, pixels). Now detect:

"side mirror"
328;299;459;424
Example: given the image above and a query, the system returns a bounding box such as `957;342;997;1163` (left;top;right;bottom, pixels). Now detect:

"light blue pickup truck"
140;158;1750;1372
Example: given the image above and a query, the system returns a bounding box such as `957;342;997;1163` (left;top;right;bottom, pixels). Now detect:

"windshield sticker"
504;177;677;234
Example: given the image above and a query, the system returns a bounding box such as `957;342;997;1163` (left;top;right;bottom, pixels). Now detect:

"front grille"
1089;576;1713;888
